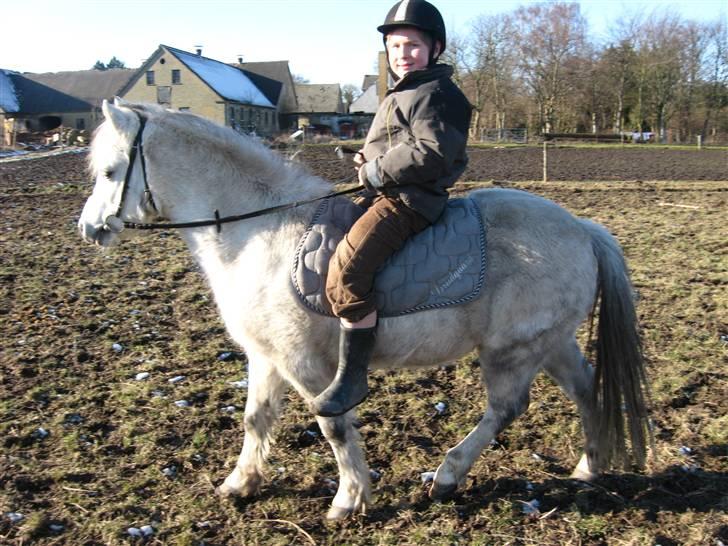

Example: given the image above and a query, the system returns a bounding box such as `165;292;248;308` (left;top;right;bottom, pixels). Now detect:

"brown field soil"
297;145;728;183
0;148;726;545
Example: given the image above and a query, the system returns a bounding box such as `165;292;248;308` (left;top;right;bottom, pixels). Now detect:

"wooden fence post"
697;135;702;150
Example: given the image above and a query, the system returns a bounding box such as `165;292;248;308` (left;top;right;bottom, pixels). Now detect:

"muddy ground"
0;146;726;545
297;145;728;183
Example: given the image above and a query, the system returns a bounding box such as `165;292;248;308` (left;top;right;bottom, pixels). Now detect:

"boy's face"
386;27;438;79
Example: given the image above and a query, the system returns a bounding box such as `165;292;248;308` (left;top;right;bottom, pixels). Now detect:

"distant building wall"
122;50;226;125
14;111;98;133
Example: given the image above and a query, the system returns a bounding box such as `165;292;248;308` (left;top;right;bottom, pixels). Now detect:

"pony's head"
78;98;160;247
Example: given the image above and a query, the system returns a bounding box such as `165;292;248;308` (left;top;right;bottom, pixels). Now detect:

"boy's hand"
358;163;375;192
353;150;365;167
353;150;375;191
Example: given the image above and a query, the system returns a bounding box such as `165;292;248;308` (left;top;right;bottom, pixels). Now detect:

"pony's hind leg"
217;355;287;498
316;412;371;520
430;346;540;500
542;338;600;480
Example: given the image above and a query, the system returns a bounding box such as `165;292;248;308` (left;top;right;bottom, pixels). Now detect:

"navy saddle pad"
291;197;486;317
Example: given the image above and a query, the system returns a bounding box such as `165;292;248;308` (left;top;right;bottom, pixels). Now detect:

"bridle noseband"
102;110;360;235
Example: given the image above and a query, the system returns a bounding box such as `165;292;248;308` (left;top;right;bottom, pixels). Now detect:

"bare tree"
436;3;727;141
341;84;361;111
673;21;710;142
701;18;728;141
441;16;518;139
471;14;518;136
512;2;589;134
640;12;684;142
597;40;638;134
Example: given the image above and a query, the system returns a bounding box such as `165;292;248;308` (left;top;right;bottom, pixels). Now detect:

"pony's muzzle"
78;218;118;247
103;215;125;233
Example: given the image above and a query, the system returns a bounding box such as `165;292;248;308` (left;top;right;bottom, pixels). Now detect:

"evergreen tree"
107;56;126;69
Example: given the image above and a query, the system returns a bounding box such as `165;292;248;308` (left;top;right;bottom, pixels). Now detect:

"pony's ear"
113;96;129;107
102;99;132;132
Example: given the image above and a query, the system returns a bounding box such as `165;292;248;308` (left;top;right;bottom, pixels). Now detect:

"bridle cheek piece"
103;114;157;233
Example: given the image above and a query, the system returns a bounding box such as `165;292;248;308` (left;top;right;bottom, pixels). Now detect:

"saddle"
291;197;486;317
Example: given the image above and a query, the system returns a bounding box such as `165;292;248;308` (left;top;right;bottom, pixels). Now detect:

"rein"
123;183;361;232
105;110;361;234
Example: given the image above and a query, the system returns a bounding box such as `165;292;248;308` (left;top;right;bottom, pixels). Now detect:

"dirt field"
1;147;726;545
297;145;728;183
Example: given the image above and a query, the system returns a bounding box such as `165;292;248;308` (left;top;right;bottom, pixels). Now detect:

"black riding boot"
311;326;376;417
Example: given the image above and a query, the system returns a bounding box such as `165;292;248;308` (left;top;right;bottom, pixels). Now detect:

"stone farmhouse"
120;45;278;136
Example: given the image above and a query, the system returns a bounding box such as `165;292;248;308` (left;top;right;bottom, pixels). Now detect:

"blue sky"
3;0;726;87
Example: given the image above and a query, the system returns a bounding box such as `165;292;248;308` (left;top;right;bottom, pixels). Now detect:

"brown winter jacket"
359;64;472;223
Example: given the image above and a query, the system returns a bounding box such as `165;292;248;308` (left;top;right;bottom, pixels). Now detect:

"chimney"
237;54;244;64
195;45;203;56
378;50;388;104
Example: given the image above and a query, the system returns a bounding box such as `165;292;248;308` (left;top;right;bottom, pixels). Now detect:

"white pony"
78;100;650;519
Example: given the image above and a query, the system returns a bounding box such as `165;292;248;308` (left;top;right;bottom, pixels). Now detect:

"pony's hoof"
570;468;597;482
216;480;260;499
570;454;597;482
326;506;354;520
429;481;458;501
215;484;239;499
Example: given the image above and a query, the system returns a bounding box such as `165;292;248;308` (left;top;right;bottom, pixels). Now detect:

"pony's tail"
584;220;652;471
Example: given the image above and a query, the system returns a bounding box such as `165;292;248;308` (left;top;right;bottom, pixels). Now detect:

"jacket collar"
389;64;454;93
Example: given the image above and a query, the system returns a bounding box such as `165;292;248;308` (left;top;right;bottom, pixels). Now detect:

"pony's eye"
104;169;114;179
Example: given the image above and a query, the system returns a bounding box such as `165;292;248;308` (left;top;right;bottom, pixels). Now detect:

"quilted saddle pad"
291;196;486;317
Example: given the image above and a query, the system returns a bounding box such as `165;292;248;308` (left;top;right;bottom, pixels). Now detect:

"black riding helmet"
378;0;446;67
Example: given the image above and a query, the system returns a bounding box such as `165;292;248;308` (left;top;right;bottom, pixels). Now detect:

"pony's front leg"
316;412;371;520
217;356;286;499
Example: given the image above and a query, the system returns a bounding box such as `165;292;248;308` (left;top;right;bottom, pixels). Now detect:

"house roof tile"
6;69;134;114
164;45;273;108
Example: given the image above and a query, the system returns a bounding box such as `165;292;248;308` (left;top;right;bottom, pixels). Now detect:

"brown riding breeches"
325;195;430;322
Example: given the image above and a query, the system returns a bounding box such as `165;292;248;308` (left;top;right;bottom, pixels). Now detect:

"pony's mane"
135;103;325;191
91;102;329;198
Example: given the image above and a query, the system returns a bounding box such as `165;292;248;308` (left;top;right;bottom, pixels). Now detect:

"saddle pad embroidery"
291;197;486;317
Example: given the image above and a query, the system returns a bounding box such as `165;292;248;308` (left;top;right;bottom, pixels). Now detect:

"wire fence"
478;127;728;147
480;128;528;144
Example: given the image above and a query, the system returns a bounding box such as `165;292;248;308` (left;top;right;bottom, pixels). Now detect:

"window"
76;118;86;130
157;86;171;104
172;69;181;85
146;70;155;85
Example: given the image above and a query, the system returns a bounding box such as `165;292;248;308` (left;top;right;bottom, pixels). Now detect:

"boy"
312;0;472;417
